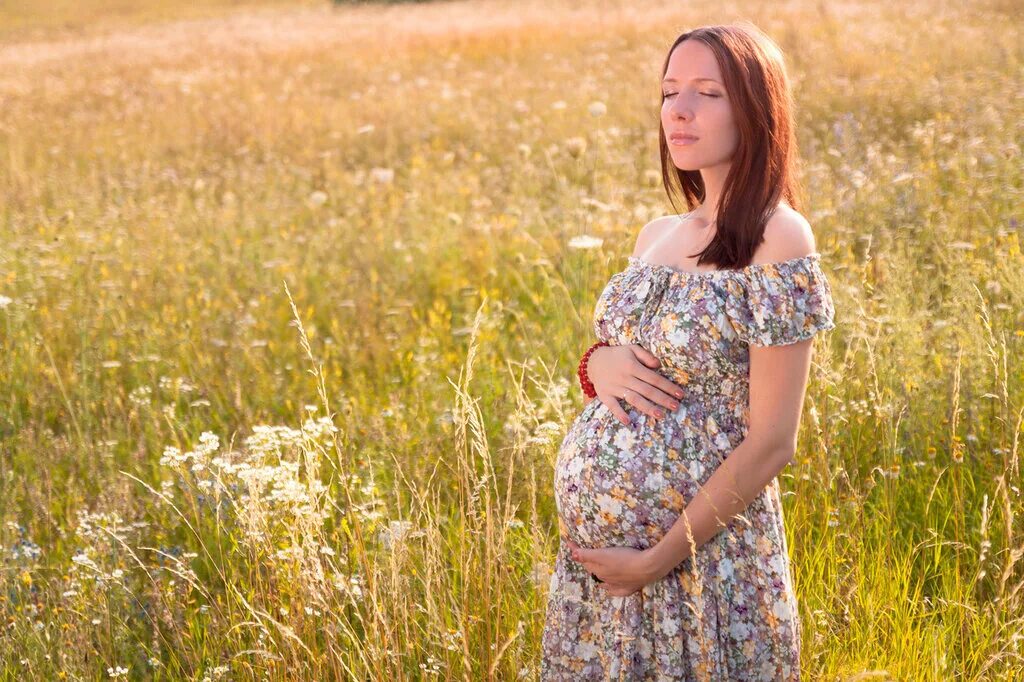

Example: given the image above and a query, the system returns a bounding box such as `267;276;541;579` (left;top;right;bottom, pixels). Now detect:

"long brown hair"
658;22;804;270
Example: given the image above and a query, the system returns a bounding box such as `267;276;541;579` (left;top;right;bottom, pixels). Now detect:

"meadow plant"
1;0;1023;679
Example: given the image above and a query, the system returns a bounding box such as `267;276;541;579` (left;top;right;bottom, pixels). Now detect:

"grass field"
1;0;1022;679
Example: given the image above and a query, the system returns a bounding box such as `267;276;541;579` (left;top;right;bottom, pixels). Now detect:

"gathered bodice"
592;252;837;400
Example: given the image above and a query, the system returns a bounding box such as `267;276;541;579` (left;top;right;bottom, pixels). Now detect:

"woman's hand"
586;344;686;426
565;538;659;597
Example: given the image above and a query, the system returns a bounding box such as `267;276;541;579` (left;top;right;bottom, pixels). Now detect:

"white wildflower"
128;385;152;407
568;235;603;250
370;167;394;184
564;136;587;157
308;190;328;207
379;520;423;549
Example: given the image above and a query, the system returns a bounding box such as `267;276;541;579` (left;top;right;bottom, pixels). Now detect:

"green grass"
1;0;1022;679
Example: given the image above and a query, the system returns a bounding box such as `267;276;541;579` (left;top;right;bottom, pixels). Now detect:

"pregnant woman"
541;23;838;681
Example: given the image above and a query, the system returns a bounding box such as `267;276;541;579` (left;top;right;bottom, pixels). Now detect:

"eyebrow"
662;77;721;85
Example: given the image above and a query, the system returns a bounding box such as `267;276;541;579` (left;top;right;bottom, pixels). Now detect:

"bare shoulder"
752;205;817;265
631;214;682;258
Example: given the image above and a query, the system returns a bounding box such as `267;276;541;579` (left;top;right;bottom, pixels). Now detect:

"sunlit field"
1;0;1022;679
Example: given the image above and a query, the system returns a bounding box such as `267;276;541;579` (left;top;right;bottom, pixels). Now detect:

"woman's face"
660;39;739;172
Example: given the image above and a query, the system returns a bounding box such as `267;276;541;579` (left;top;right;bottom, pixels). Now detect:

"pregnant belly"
554;400;693;551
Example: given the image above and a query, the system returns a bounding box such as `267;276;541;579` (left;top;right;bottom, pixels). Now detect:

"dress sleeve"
724;254;837;347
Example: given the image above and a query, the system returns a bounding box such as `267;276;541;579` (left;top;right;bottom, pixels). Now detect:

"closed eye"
661;92;720;99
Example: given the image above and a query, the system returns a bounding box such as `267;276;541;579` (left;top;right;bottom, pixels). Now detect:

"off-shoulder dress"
541;252;837;681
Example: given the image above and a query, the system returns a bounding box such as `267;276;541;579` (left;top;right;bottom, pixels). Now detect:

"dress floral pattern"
541;252;837;681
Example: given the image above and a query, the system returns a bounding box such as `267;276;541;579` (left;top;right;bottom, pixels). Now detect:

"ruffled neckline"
626;252;823;283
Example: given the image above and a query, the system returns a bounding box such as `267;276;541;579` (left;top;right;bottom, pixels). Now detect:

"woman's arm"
643;209;824;578
643;334;816;580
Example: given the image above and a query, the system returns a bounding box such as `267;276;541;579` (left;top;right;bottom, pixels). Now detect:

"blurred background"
1;0;1022;679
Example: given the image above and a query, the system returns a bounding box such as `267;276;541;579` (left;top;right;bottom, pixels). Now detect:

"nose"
668;98;693;121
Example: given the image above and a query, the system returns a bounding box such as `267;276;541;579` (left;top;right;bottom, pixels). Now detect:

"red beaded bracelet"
577;341;609;399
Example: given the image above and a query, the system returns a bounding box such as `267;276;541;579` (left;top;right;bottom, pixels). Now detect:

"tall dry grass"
1;0;1022;679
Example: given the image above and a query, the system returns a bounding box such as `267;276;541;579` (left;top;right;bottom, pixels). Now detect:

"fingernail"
675;392;684;398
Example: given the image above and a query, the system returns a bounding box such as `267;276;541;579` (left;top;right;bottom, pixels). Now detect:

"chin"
671;159;703;171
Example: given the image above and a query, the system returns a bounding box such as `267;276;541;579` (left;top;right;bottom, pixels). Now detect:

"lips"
669;132;699;142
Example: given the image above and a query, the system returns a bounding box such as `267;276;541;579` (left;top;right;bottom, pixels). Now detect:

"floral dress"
541;252;837;681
